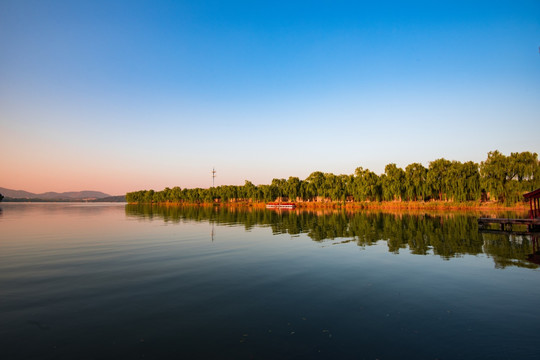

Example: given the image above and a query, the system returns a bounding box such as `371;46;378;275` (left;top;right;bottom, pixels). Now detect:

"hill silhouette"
0;187;112;201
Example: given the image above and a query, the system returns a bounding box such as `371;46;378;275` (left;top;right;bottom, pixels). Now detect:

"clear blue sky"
1;0;539;194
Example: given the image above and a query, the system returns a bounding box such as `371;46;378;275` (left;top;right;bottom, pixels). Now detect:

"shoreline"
126;200;529;212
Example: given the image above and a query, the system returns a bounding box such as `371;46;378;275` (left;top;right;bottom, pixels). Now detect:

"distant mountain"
0;188;36;199
0;187;113;201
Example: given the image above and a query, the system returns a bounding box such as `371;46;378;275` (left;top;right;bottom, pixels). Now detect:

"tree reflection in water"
125;204;538;269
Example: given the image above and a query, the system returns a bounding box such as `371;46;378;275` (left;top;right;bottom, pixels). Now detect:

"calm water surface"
1;203;539;359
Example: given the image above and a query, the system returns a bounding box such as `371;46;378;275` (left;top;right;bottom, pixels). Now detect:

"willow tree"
353;167;369;201
427;158;452;201
270;178;286;200
306;171;325;200
339;174;355;202
170;186;182;202
405;163;427;201
383;163;405;201
461;161;481;201
481;151;539;203
321;173;339;201
480;151;511;202
354;167;381;201
284;177;301;201
243;180;257;201
509;151;539;191
259;184;274;202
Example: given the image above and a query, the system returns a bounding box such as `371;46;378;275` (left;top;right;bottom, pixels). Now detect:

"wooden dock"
478;218;540;232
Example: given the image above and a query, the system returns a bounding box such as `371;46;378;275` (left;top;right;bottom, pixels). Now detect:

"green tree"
383;163;405;201
299;180;311;201
354;167;381;201
461;161;481;201
144;190;155;203
271;178;286;200
339;174;354;202
261;184;275;202
323;173;340;201
284;177;301;201
243;180;257;201
510;151;539;193
306;171;325;200
171;186;182;202
510;152;537;182
405;163;427;201
427;158;452;201
353;167;368;201
480;150;510;202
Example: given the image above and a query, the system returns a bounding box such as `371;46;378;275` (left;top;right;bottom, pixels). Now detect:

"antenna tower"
212;167;216;187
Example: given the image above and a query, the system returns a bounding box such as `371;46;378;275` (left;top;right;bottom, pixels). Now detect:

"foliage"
126;151;539;205
480;151;539;204
405;163;428;201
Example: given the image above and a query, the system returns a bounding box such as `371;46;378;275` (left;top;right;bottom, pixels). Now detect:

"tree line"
126;150;539;205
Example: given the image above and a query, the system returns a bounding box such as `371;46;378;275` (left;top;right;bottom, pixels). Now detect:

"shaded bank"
125;204;537;269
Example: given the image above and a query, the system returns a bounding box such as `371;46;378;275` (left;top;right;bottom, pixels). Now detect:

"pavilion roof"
523;188;540;199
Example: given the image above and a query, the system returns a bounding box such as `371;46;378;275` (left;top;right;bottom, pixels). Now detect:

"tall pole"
212;167;216;187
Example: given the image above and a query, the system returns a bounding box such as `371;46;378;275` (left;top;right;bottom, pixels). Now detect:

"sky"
1;0;539;195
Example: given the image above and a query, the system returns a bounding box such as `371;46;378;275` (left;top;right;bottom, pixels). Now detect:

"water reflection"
2;203;539;359
526;235;540;264
126;204;538;269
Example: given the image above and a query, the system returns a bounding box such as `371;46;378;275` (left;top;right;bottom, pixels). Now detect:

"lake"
1;203;539;359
